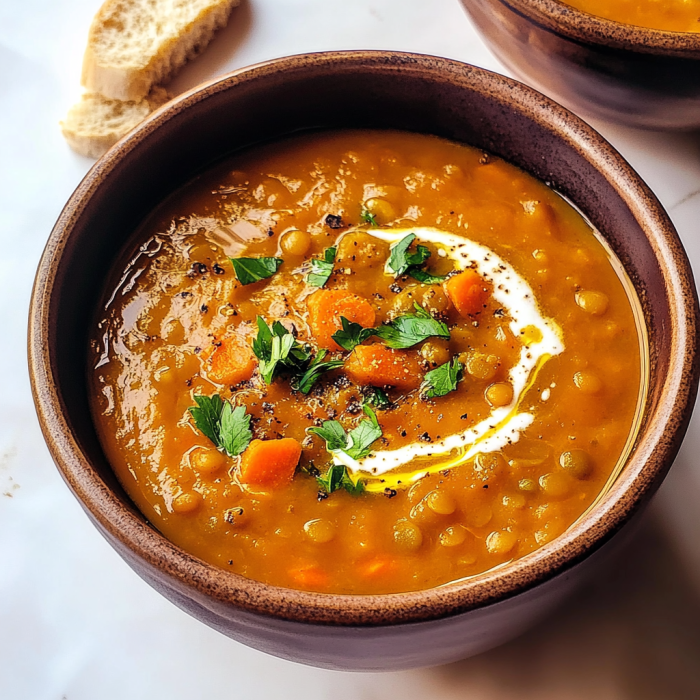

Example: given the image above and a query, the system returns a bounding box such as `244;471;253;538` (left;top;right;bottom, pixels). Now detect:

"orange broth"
90;130;646;594
564;0;700;32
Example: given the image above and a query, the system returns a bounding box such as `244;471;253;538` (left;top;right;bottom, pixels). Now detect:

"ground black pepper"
325;214;344;229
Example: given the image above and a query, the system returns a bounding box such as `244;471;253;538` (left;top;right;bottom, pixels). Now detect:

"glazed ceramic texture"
29;51;699;670
460;0;700;130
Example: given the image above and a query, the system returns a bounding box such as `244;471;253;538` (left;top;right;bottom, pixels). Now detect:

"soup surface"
564;0;700;32
90;130;645;594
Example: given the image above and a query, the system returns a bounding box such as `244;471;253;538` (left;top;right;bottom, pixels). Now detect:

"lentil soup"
90;130;647;594
563;0;700;32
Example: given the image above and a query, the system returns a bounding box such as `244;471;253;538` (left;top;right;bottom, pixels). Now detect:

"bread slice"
81;0;239;102
60;87;170;158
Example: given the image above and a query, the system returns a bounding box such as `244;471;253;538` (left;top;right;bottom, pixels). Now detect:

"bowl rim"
498;0;700;55
29;50;699;627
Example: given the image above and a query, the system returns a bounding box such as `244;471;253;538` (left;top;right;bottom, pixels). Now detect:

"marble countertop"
3;0;700;697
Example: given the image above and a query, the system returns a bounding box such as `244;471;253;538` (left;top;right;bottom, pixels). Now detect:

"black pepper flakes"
419;432;432;443
200;304;209;314
346;398;362;415
212;263;225;275
317;491;329;502
325;214;344;229
333;374;352;390
389;283;402;294
384;488;397;499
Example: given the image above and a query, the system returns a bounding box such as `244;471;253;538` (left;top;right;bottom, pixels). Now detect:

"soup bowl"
29;51;699;670
460;0;700;129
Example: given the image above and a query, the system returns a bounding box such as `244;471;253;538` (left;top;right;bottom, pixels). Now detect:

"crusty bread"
60;87;170;158
81;0;239;101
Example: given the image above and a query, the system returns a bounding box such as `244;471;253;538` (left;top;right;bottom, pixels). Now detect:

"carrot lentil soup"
563;0;700;32
90;130;646;594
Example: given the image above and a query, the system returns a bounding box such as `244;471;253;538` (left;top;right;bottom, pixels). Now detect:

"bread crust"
81;0;239;101
61;88;170;159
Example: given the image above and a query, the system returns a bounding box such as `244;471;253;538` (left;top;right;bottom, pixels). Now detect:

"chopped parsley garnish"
253;317;340;392
374;303;450;349
291;349;344;394
333;306;450;353
388;233;431;276
363;387;392;410
360;208;378;227
309;420;347;451
421;357;463;399
229;256;283;285
309;405;382;461
387;233;447;284
316;463;365;496
331;316;376;352
189;395;252;456
409;267;448;285
307;246;336;288
252;317;311;384
310;407;382;497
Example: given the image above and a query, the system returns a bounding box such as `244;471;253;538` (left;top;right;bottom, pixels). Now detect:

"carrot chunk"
360;556;398;579
239;438;302;487
307;289;376;350
208;335;256;385
444;270;489;318
344;344;421;390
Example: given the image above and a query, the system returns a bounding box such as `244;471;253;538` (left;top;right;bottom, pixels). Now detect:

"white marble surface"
3;0;700;697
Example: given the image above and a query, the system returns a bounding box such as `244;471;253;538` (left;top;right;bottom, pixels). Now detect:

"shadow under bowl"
28;51;699;670
460;0;700;130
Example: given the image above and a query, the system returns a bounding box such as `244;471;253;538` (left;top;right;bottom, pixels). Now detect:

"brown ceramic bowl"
29;51;699;670
460;0;700;129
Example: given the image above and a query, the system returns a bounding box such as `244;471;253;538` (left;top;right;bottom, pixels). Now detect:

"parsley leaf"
307;246;336;288
374;303;450;349
331;316;377;352
220;403;253;456
188;394;225;447
360;208;378;227
388;233;431;276
258;333;295;384
388;233;449;283
230;256;283;285
252;317;311;384
309;406;382;461
189;395;252;457
308;420;348;451
363;387;392;410
251;315;274;360
421;357;463;399
346;405;382;459
291;349;344;394
409;267;447;285
316;464;365;496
